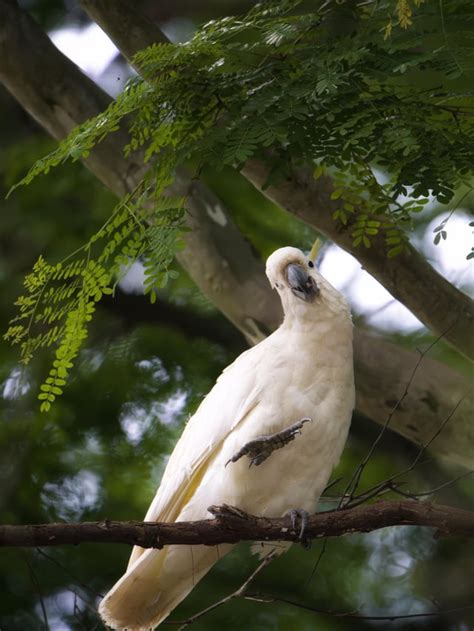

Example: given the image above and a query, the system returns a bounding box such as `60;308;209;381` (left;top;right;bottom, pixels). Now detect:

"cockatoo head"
265;246;350;324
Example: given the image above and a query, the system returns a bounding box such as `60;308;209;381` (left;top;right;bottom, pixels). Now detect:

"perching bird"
99;246;355;630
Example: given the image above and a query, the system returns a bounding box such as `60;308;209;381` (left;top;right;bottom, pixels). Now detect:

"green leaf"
388;244;404;257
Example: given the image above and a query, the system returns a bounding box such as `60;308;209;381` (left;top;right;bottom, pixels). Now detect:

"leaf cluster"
4;186;186;410
13;1;474;242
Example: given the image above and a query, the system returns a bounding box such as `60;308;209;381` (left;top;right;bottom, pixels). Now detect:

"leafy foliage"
4;185;186;410
5;0;474;407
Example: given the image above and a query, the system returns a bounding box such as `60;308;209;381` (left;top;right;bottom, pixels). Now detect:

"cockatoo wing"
127;344;263;568
100;345;264;630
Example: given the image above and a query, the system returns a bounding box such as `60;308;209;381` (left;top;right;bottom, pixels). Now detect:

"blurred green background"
0;1;473;629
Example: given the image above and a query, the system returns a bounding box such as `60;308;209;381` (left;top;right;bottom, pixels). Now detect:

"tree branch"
0;0;143;196
79;0;167;69
0;2;472;466
173;550;276;629
0;501;472;548
239;594;474;624
100;288;245;349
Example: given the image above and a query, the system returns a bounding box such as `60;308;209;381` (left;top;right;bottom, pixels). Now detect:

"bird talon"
226;417;312;468
287;508;310;547
208;504;248;519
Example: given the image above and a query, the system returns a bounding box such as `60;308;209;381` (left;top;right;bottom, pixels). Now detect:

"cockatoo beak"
286;264;319;302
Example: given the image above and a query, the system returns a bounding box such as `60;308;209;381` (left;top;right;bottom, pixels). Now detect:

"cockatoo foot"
225;417;311;468
208;503;249;519
287;508;311;549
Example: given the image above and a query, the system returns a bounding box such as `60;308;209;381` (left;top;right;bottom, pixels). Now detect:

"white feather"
99;246;355;630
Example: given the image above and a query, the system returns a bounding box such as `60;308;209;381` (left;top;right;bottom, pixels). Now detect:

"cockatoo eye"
286;263;319;302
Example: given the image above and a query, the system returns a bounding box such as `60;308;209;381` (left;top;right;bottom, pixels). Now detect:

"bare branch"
352;331;473;468
0;501;472;549
347;396;472;509
79;0;167;69
241;593;474;623
342;329;460;506
173;551;275;629
166;550;474;627
24;552;49;628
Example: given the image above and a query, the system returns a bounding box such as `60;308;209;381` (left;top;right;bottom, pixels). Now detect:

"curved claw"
287;508;311;549
225;417;313;468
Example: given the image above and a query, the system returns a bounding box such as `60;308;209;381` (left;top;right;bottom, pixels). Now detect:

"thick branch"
0;2;472;466
0;1;143;196
0;502;472;548
79;0;167;70
100;288;245;349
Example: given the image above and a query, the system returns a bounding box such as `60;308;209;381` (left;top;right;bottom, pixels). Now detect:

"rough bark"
79;0;167;66
101;288;246;348
352;332;473;469
0;1;472;466
0;0;143;196
0;501;472;548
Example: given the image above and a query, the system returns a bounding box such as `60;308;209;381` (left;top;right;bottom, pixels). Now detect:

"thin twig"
166;550;276;629
347;393;469;509
309;388;467;581
70;589;104;617
244;592;474;622
307;537;328;585
307;477;346;583
408;470;474;498
364;470;473;503
36;548;103;598
23;551;49;630
322;476;343;495
340;327;452;507
72;590;88;631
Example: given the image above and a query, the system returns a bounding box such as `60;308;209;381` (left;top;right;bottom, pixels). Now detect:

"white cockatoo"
99;246;355;630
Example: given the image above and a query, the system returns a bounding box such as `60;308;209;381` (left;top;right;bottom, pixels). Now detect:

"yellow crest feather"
309;238;322;264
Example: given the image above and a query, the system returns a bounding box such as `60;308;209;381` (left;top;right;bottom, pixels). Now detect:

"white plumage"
99;246;355;630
